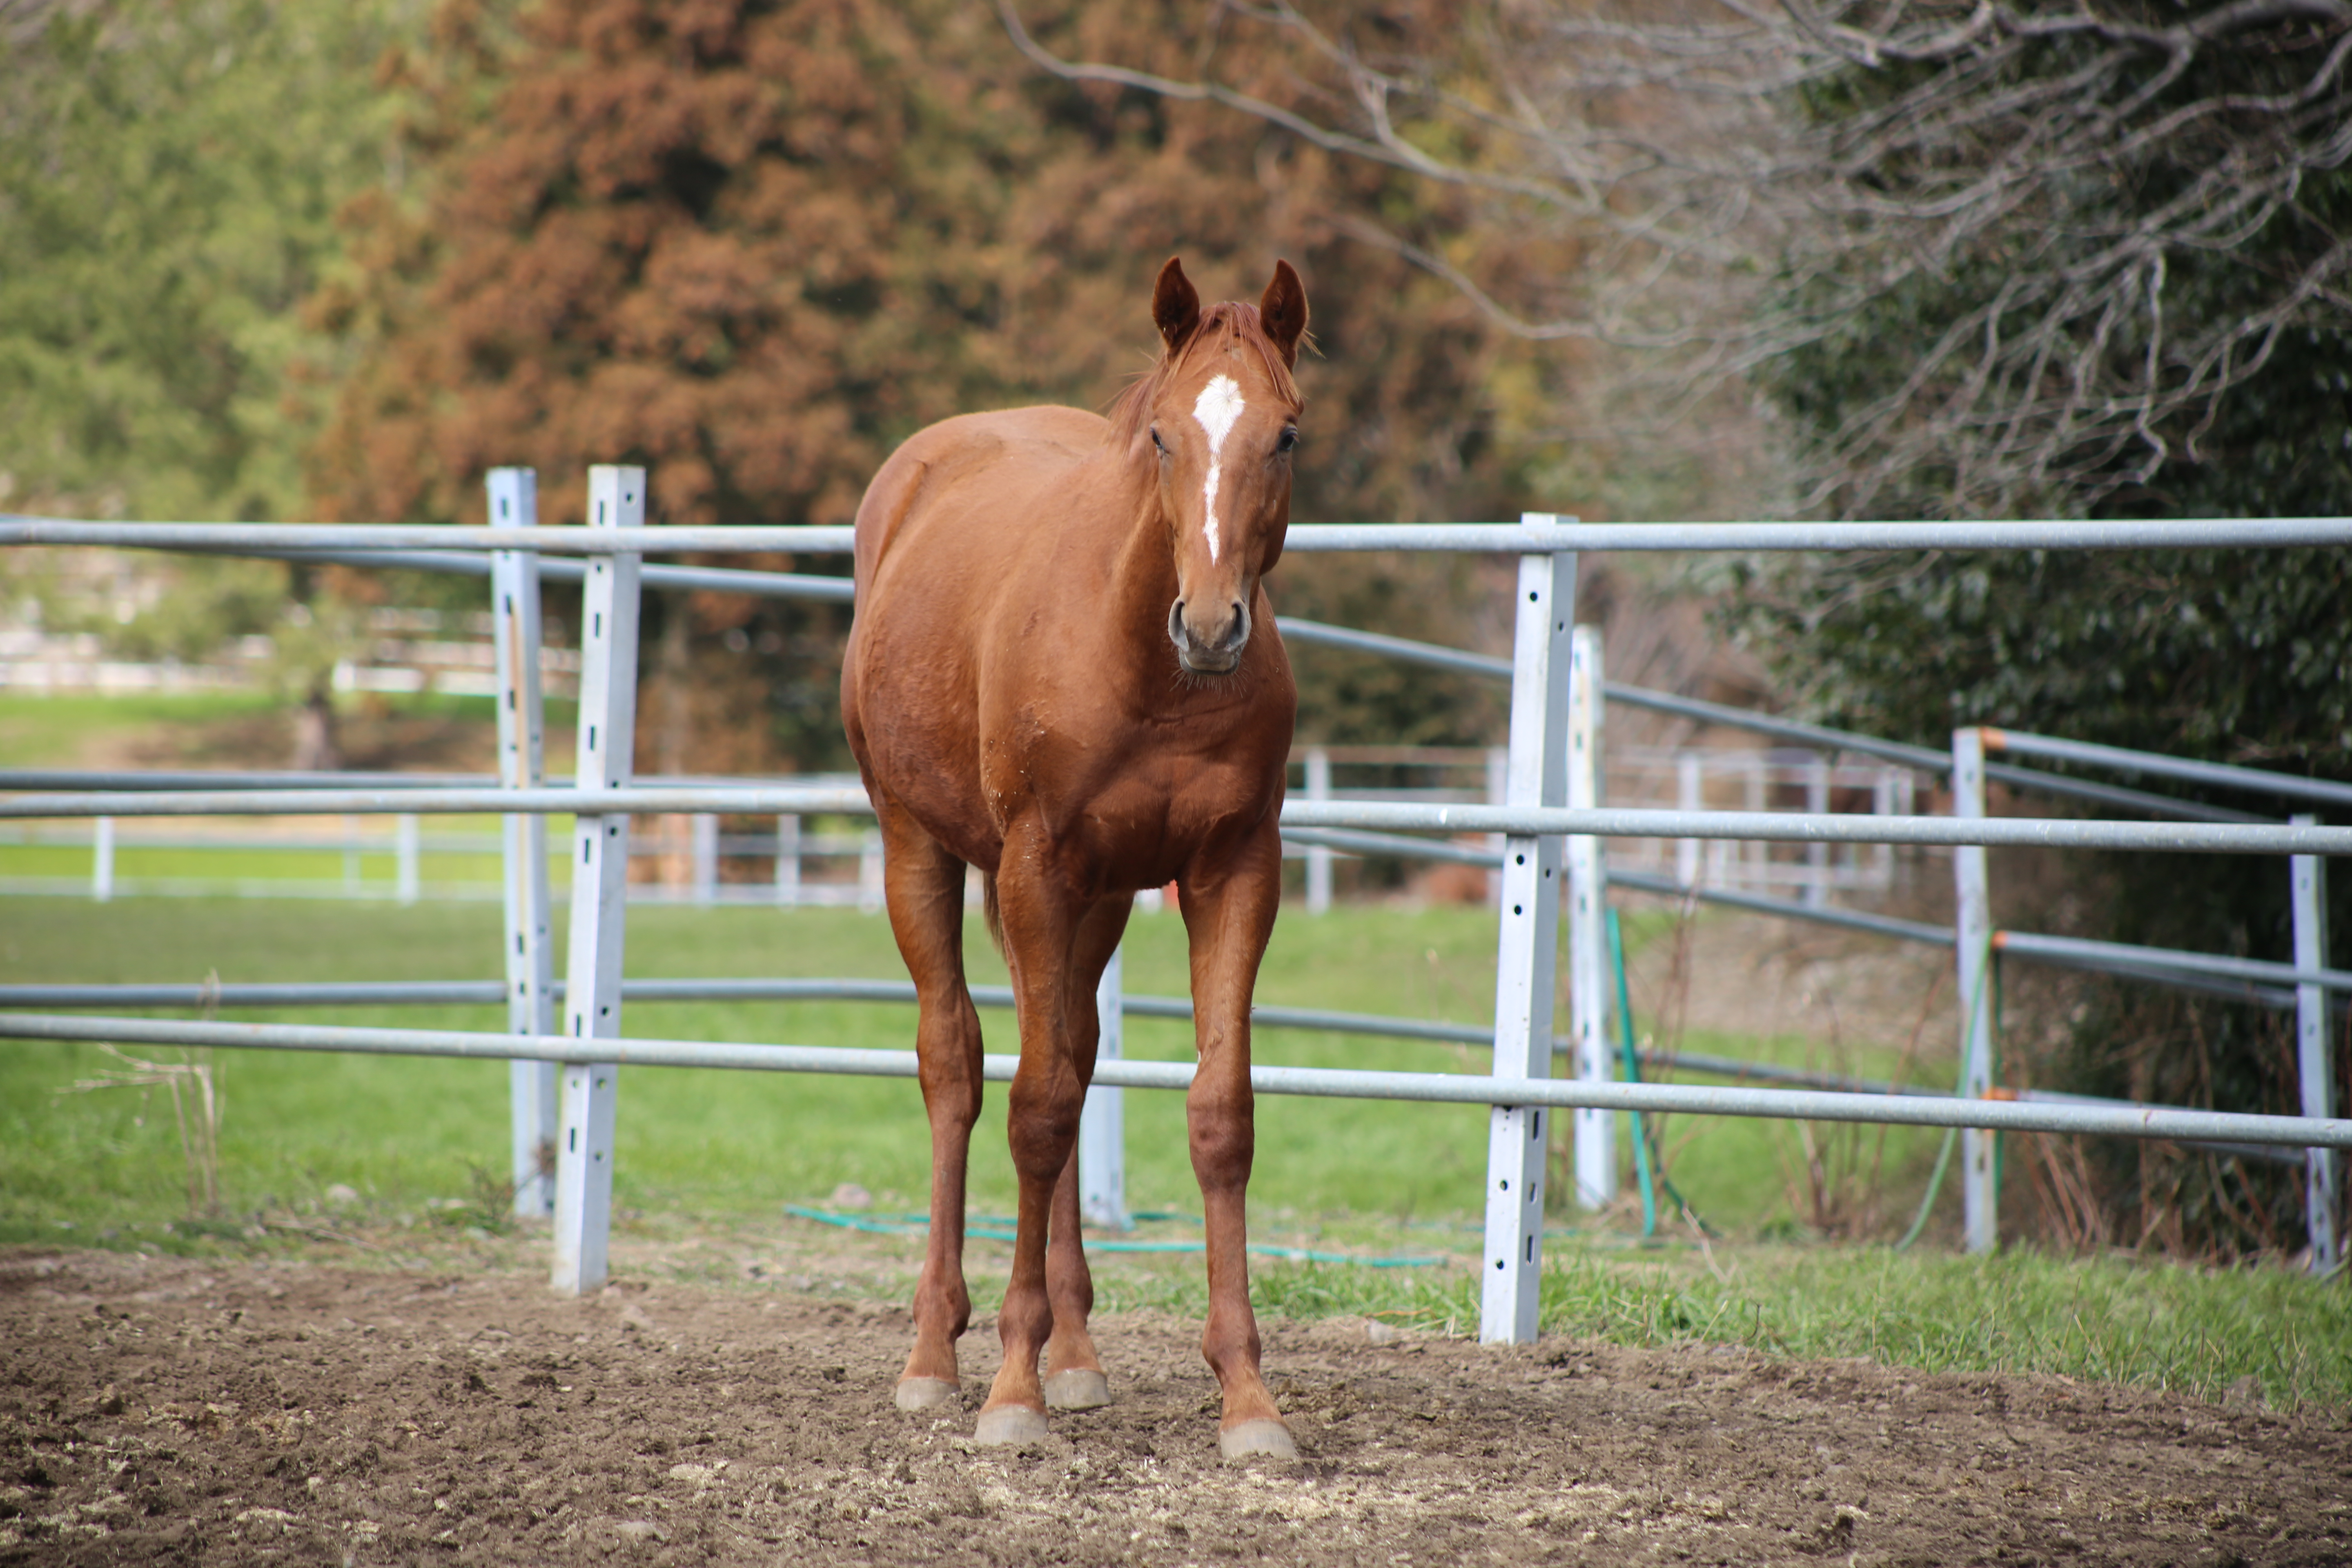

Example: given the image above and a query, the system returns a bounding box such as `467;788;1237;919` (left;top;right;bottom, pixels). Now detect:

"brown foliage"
305;0;1557;766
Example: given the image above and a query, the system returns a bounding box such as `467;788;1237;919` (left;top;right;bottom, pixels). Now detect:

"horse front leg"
1042;893;1134;1412
974;842;1088;1445
1180;824;1295;1461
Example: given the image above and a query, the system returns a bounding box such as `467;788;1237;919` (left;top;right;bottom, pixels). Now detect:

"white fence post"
1676;752;1701;889
489;466;558;1220
552;465;644;1296
394;813;421;905
91;816;114;902
1953;726;1998;1253
691;813;718;906
1479;515;1575;1344
1804;754;1831;908
1304;748;1333;915
858;829;883;913
1872;768;1898;888
2291;815;2340;1275
1079;942;1129;1230
1567;624;1614;1212
1485;746;1507;909
773;814;801;907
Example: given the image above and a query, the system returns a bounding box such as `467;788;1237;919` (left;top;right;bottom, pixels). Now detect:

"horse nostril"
1221;602;1250;652
1167;599;1188;648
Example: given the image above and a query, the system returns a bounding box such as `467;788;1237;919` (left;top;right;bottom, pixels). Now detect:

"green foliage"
1740;3;2352;1259
0;0;428;521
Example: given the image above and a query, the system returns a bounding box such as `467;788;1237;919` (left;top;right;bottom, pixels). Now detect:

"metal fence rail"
13;514;2352;553
1985;728;2352;812
6;784;2350;857
5;1011;2347;1152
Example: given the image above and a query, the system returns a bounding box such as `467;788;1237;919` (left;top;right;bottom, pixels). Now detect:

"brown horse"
840;258;1307;1460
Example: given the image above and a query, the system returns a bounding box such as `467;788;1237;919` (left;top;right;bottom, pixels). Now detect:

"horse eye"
1149;426;1165;452
1276;427;1299;454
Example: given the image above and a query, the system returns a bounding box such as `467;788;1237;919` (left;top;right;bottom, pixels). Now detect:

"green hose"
1895;928;1999;1252
1604;907;1659;1238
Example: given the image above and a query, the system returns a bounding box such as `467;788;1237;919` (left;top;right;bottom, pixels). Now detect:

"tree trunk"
290;685;341;772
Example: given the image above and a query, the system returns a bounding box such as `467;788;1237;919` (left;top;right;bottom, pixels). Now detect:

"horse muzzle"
1168;597;1250;675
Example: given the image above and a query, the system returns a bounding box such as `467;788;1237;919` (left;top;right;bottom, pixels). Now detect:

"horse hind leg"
873;802;984;1413
1042;893;1134;1412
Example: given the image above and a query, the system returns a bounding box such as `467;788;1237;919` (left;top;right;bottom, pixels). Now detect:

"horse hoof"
1218;1418;1298;1463
1043;1369;1111;1411
895;1377;960;1412
972;1404;1051;1446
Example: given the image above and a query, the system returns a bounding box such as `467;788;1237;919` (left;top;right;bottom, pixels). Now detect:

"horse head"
1132;257;1309;676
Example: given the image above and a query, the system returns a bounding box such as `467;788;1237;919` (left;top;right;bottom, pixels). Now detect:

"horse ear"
1258;260;1308;368
1152;256;1200;354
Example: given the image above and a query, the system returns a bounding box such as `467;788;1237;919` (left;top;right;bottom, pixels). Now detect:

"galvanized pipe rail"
4;1011;2347;1154
0;976;2299;1167
1278;618;2270;825
6;784;2350;856
1984;728;2352;812
13;514;2352;553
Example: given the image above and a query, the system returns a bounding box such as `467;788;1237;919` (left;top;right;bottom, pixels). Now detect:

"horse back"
851;405;1116;603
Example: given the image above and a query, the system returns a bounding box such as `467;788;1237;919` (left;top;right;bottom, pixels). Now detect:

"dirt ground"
6;1250;2348;1567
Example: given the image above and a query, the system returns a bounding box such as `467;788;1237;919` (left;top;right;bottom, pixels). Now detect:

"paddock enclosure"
5;486;2350;1313
6;488;2352;1560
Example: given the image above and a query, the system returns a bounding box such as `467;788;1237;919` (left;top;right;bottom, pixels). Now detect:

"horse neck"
1105;465;1182;651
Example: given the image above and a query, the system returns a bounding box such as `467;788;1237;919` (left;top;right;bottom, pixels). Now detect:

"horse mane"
1106;301;1303;452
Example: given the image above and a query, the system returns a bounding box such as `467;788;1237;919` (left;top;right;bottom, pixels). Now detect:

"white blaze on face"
1192;373;1245;564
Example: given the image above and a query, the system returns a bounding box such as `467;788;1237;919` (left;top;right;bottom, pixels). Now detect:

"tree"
997;0;2352;513
0;0;425;521
309;0;1572;773
0;0;432;767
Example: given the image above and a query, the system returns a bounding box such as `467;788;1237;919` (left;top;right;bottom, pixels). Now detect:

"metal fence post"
1079;942;1129;1230
858;829;883;913
1480;515;1575;1344
1304;748;1333;915
691;813;718;906
774;814;800;907
1872;768;1897;888
1486;746;1507;909
1953;726;1998;1253
552;465;644;1294
394;814;421;904
489;467;557;1219
1676;752;1701;889
1804;755;1832;908
1568;625;1613;1212
2291;815;2340;1275
91;816;114;902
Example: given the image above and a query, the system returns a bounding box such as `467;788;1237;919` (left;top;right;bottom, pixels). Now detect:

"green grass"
6;895;2343;1409
0;690;287;768
1089;1241;2352;1408
0;896;1939;1232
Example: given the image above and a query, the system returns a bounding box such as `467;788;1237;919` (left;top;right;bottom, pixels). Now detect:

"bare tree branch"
998;0;2352;515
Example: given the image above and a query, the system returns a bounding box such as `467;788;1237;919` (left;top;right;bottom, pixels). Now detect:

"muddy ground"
5;1250;2348;1566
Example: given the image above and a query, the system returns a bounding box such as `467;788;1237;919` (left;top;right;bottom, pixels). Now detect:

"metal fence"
4;481;2348;1341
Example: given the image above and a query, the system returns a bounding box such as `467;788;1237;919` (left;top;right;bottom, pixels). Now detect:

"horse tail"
981;871;1007;957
